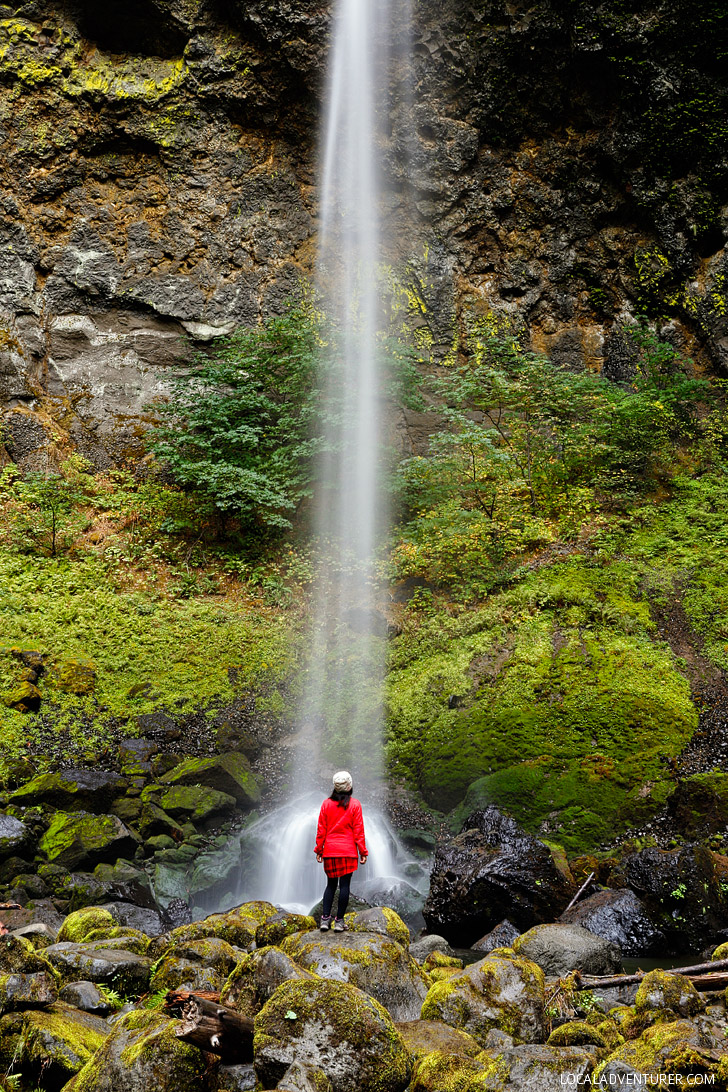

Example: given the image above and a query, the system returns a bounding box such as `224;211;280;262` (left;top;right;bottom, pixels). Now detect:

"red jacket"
314;797;368;858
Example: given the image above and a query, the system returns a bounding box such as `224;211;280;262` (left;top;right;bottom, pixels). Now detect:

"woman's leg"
336;873;352;919
322;876;338;918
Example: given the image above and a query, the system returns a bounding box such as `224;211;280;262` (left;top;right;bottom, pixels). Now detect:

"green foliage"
0;459;90;557
146;304;326;533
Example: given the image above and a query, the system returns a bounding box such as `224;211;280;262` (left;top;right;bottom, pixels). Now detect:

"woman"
314;770;368;931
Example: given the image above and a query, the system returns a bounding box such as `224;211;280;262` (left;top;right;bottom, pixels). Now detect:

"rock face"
559;888;665;957
1;2;728;463
424;808;574;946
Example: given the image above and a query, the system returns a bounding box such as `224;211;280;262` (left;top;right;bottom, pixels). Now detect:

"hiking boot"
320;915;332;932
333;918;346;932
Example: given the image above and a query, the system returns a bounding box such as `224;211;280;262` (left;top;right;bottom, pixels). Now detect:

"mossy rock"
64;1009;208;1092
39;812;139;870
253;978;412;1092
420;956;546;1046
429;966;461;983
0;971;57;1010
150;938;241;993
423;951;463;972
3;681;41;712
711;941;728;960
409;1049;509;1092
395;1019;481;1063
43;942;152;993
280;928;429;1021
667;770;728;836
634;969;704;1017
594;1019;720;1085
343;907;411;949
0;1000;109;1085
159;752;261;809
547;1020;608;1047
51;657;96;696
148;904;269;959
256;911;317;948
10;770;127;813
82;930;151;956
58;906;117;944
144;784;237;823
0;935;56;976
221;946;318;1019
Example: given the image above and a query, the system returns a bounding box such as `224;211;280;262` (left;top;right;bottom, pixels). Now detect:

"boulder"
472;919;521;953
342;907;411;948
512;923;622;977
280;929;429;1021
58;907;117;943
420;955;546;1046
142;784;237;823
0;814;29;858
217;1064;257;1091
0;935;57;975
64;1009;208;1092
150;937;241;993
559;888;665;956
0;971;57;1009
253;979;411;1092
9;770;127;813
38;813;139;871
410;1044;595;1092
11;923;57;948
395;1018;481;1062
424;808;574;945
409;1051;501;1092
221;946;318;1018
59;980;114;1014
611;845;728;951
634;970;704;1017
0;1001;109;1086
276;1060;333;1092
101;901;165;936
594;1019;723;1086
255;912;316;949
159;753;261;808
43;942;152;993
409;935;456;963
147;903;272;959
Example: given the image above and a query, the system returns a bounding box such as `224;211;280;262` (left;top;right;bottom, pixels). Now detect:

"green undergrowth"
0;547;295;773
386;469;728;852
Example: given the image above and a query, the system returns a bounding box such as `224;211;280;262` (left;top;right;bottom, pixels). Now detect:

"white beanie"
333;770;353;793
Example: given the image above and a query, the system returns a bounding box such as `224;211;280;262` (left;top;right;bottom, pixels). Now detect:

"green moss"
409;1050;508;1092
547;1020;608;1047
0;1002;108;1079
57;907;116;944
634;970;703;1017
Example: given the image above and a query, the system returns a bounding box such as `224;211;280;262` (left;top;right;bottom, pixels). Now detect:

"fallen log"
168;991;253;1063
579;956;728;992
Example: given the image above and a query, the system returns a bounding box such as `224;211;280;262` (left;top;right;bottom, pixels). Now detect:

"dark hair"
330;788;352;809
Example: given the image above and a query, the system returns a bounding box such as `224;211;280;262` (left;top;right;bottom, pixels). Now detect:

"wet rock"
0;1001;109;1087
59;980;113;1015
0;814;29;859
217;1064;257;1092
159;752;261;809
0;971;57;1010
254;979;411;1092
43;942;152;992
64;1009;208;1092
221;946;318;1018
472;919;521;953
150;937;241;993
559;888;665;957
9;770;126;813
395;1018;481;1062
634;969;704;1017
101;901;165;937
255;911;317;948
342;907;411;948
280;929;429;1021
142;783;237;823
276;1060;333;1092
38;812;140;871
610;844;728;950
512;923;622;977
420;954;546;1046
424;808;574;945
409;935;456;963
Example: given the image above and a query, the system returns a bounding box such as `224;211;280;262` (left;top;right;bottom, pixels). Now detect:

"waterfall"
201;0;427;920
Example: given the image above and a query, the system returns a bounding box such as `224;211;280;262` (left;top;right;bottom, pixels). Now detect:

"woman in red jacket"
314;770;368;931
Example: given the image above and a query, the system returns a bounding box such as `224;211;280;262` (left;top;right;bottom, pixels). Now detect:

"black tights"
322;873;352;919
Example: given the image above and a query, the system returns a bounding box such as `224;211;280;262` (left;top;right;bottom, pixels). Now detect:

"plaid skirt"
323;856;358;878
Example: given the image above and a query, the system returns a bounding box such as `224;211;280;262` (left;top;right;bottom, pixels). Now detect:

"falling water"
212;0;427;917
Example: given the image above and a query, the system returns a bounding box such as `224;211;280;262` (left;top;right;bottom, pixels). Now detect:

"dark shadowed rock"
10;770;127;813
472;919;521;953
59;981;112;1015
559;888;665;956
424;808;574;946
0;814;29;858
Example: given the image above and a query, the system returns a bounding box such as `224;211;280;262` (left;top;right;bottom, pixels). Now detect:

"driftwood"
578;956;728;993
563;872;596;915
165;991;253;1063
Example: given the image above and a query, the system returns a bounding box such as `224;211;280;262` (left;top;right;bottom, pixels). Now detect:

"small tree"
146;304;327;534
8;471;86;556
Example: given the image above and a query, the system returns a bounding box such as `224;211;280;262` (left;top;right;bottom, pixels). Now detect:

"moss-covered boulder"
343;907;411;948
148;903;271;959
548;1020;609;1047
38;812;139;870
0;971;57;1010
65;1009;208;1092
221;945;318;1018
58;907;117;944
51;657;96;696
420;955;546;1046
0;935;57;977
667;771;728;836
422;951;463;972
43;942;152;993
9;770;127;813
3;681;41;712
0;1001;108;1086
280;929;430;1021
143;784;237;824
512;923;622;977
594;1019;723;1086
81;930;151;956
409;1049;507;1092
150;937;241;993
634;970;704;1017
254;978;412;1092
159;753;261;809
256;911;317;948
395;1019;481;1063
